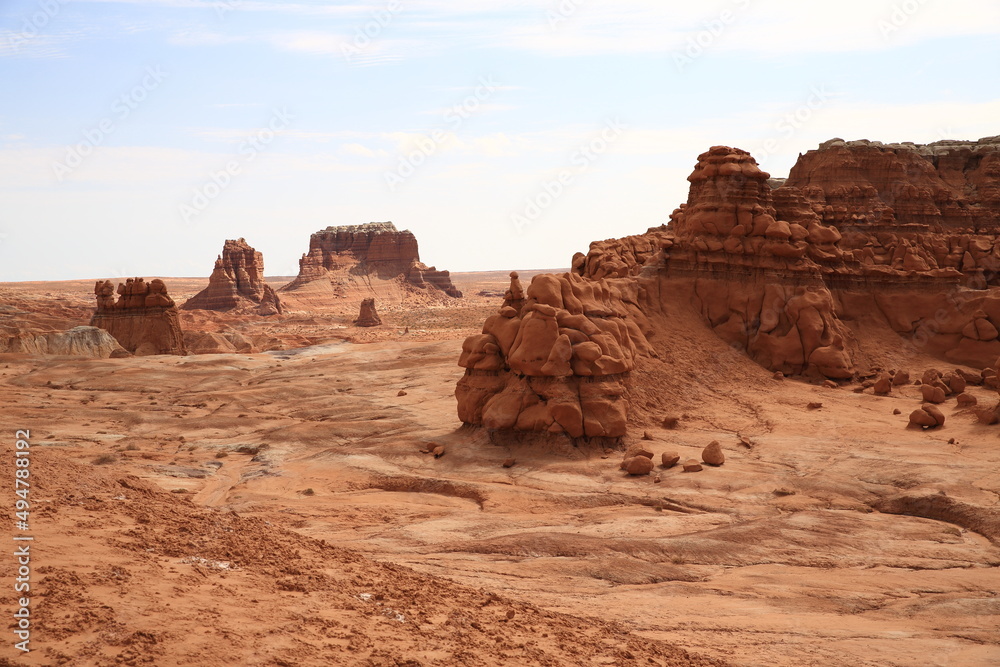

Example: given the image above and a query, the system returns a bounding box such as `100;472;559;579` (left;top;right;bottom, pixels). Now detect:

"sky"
1;0;999;281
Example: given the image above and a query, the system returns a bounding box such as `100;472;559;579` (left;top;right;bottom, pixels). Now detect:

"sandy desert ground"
2;272;999;666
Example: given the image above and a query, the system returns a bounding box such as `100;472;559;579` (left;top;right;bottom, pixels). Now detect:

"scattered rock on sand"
702;440;725;466
682;459;703;472
624;456;654;476
625;444;655;459
807;402;823;410
873;374;892;395
823;380;838;389
502;458;516;468
642;431;653;440
909;403;945;429
956;393;977;407
893;408;902;415
661;451;680;468
920;384;946;404
892;370;910;386
397;390;407;397
432;445;446;458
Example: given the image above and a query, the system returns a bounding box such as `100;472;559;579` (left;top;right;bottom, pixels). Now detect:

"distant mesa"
182;238;282;315
354;298;382;327
278;222;462;306
90;277;187;355
457;136;1000;444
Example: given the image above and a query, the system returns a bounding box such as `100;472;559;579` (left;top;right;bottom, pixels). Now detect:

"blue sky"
1;0;999;280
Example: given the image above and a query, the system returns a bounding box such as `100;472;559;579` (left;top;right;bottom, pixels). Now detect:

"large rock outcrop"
182;238;282;315
455;270;653;441
279;222;462;305
457;137;1000;442
90;278;187;355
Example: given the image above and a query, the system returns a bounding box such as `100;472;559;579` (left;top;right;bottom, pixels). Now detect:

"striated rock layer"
90;278;187;355
183;238;282;315
457;137;1000;442
280;222;462;304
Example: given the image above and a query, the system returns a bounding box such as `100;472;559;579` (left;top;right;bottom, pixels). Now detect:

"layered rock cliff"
90;278;187;355
279;222;462;305
457;136;1000;443
183;238;282;315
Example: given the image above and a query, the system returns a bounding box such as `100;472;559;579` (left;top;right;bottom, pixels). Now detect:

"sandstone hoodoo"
354;298;382;327
456;137;1000;444
90;277;187;355
279;222;462;306
182;238;282;315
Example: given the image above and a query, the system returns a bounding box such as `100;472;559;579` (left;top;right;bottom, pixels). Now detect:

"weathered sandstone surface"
183;238;282;315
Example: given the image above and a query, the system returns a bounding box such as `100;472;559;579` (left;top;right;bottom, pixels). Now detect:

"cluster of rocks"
620;440;725;477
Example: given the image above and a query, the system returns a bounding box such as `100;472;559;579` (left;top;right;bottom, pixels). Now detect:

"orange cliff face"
182;238;283;315
456;137;1000;442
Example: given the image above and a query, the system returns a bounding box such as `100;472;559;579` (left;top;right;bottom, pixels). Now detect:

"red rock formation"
281;222;462;300
183;238;282;315
455;269;654;442
90;278;187;355
354;298;382;327
457;137;1000;442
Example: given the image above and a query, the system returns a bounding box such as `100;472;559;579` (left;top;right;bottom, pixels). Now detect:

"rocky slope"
182;238;282;315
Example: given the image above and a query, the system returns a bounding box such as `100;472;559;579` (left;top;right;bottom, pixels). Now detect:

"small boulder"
893;408;902;415
662;416;680;429
872;374;892;395
397;389;407;397
661;451;680;468
502;458;516;468
625;444;655;459
920;384;946;404
702;440;725;466
642;431;653;440
956;393;978;407
945;372;967;395
807;402;823;410
892;370;910;386
823;380;838;389
909;403;945;429
682;459;703;472
432;445;446;458
624;456;654;476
